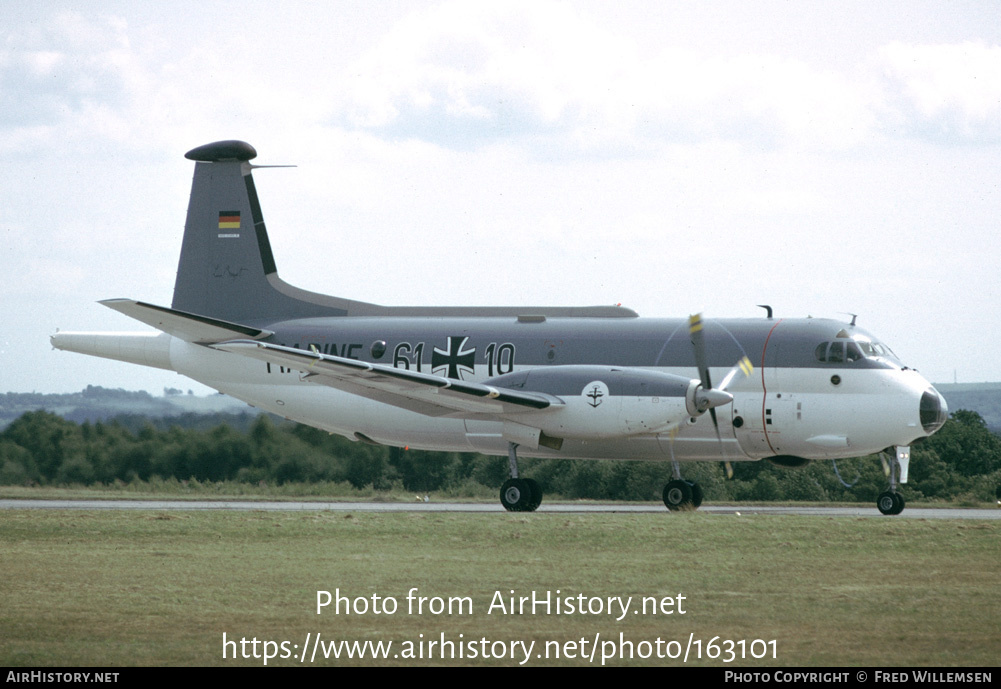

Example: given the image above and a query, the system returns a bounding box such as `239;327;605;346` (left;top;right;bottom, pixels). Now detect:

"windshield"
815;335;899;364
852;335;897;359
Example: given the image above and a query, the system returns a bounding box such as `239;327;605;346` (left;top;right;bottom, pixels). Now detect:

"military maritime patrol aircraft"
52;140;949;515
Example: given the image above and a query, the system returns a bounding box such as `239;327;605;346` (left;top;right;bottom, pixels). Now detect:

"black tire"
663;479;694;511
525;478;542;511
877;491;899;515
500;478;536;512
688;481;704;509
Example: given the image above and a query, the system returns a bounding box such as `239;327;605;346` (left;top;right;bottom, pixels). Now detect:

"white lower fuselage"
166;335;936;463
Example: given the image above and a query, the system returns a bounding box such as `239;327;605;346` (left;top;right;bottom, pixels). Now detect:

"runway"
1;499;999;519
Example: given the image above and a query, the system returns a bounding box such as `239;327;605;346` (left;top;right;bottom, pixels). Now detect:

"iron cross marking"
431;336;477;380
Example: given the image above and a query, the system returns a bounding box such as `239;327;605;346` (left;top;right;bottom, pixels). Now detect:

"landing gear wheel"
525;478;542;511
501;478;538;512
688;481;704;509
663;479;694;511
877;490;905;515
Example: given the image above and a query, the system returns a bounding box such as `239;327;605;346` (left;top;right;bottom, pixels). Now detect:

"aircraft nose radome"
920;387;948;434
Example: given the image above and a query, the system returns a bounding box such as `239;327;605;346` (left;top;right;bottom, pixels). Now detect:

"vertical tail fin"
171;140;351;324
170;140;641;323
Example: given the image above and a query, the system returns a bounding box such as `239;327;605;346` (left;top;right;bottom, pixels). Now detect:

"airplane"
52;140;949;515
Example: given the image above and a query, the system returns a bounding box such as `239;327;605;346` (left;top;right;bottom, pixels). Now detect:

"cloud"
5;4;998;163
336;2;635;147
0;10;306;158
331;1;888;155
877;41;1001;143
0;13;138;135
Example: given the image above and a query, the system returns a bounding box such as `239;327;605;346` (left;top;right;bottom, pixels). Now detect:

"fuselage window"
846;342;863;362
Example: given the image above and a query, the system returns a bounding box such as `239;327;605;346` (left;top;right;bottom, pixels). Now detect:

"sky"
2;1;1000;394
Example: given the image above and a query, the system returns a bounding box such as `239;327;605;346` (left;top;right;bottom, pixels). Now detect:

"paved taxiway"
1;499;998;519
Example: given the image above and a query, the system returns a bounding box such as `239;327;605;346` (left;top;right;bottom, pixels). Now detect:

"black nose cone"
920;388;948;434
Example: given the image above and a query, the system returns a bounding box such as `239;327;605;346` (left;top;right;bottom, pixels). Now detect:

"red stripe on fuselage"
760;319;784;456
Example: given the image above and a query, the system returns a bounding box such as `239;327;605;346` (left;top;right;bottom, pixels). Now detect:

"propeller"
688;313;754;477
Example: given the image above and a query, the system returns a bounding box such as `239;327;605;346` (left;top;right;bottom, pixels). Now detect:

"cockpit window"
815;340;867;363
816;334;901;365
874;342;897;358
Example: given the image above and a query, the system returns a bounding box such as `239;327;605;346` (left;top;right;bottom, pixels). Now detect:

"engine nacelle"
490;366;703;442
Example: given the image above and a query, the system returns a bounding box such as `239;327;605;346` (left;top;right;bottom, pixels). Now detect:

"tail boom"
51;332;173;370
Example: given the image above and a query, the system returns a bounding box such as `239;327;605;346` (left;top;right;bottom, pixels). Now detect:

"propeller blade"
688;313;712;390
689;314;751;482
717;356;754;392
706;405;735;480
714;357;752;480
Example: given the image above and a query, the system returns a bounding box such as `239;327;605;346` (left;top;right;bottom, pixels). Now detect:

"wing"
211;340;560;418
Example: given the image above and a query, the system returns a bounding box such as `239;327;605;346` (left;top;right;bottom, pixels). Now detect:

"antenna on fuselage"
757;304;773;319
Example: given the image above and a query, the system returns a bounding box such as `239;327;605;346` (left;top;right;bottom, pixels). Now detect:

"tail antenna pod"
184;140;258;162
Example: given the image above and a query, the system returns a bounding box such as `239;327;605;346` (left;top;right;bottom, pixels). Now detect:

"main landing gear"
662;457;703;511
876;446;909;515
662;480;704;511
500;442;542;512
877;490;905;516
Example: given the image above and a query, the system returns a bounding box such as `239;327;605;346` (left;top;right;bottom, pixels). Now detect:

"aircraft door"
731;392;771;459
730;321;784;460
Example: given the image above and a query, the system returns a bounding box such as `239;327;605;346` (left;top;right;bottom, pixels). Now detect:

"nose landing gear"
876;446;909;515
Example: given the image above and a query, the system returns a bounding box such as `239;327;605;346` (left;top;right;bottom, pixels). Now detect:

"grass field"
1;507;998;666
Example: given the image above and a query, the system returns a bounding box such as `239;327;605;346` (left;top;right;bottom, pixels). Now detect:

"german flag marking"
218;210;241;229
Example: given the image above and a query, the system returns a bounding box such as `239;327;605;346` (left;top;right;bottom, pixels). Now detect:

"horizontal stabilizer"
212;340;559;418
101;299;272;344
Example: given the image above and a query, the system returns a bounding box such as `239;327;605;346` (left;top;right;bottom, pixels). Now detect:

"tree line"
1;409;999;503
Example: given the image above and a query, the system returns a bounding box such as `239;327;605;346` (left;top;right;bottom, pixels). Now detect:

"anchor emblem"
583;381;608;408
